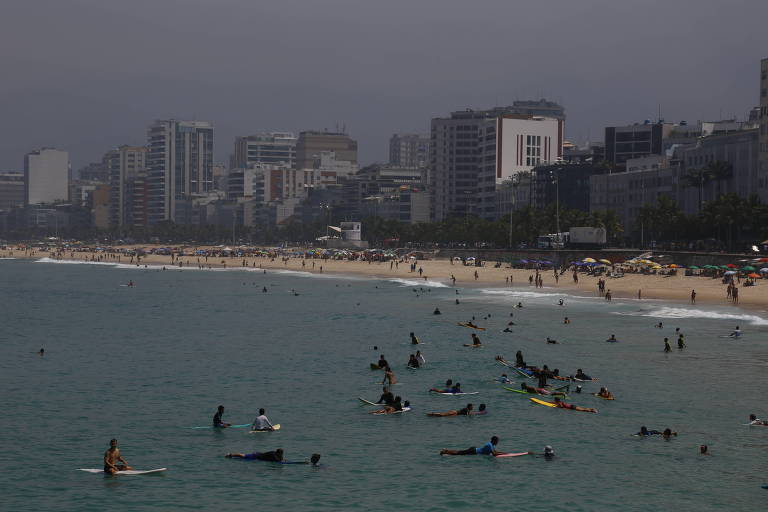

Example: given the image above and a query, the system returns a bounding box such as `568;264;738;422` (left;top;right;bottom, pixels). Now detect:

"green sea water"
2;258;768;511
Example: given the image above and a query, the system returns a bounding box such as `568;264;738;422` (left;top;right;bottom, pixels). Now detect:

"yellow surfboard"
529;397;557;408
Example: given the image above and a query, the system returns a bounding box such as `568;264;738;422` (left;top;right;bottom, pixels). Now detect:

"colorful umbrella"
583;257;597;263
742;266;756;271
599;259;612;264
726;263;737;268
748;273;761;278
688;265;699;269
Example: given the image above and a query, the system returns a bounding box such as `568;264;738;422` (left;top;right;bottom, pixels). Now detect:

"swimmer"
416;350;425;364
516;302;523;308
407;354;420;368
410;332;420;345
699;445;710;455
664;337;671;352
440;436;501;456
496;374;512;384
558;299;564;306
38;348;44;356
662;428;677;439
656;322;663;328
433;307;441;315
594;387;614;399
471;403;488;415
563;317;571;324
546;337;558;344
748;414;768;426
606;334;617;342
543;445;555;459
677;335;685;349
573;369;592;381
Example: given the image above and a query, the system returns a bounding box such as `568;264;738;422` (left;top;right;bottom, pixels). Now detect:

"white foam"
613;306;768;326
0;257;17;260
35;257;118;267
388;278;449;288
479;289;598;301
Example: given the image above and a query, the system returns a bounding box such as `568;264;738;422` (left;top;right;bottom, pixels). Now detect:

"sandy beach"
7;246;768;312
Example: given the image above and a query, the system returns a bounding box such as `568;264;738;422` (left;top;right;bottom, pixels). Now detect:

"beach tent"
583;257;596;263
599;259;612;264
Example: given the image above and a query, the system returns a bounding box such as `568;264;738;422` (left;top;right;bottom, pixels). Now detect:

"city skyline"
1;0;767;170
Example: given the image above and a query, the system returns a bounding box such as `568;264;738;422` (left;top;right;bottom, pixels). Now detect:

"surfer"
656;322;663;328
103;439;132;474
225;449;284;462
440;436;501;456
376;354;389;369
370;397;409;414
729;326;742;338
564;317;571;324
377;386;395;406
521;383;567;397
677;335;685;349
558;299;564;306
664;338;671;352
496;374;512;384
662;428;677;439
407;354;420;368
748;414;768;426
606;334;617;342
546;337;558;344
515;351;525;367
573;369;592;381
213;405;231;428
472;403;488;415
251;408;275;431
471;333;481;346
636;426;662;436
543;445;555;459
516;302;523;308
433;307;441;315
430;381;461;394
553;397;597;413
410;332;420;345
416;350;425;365
594;387;614;399
427;403;474;417
38;348;44;356
381;367;397;386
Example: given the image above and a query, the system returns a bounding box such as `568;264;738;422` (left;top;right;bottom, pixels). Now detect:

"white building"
233;132;297;169
493;115;563;182
24;148;70;205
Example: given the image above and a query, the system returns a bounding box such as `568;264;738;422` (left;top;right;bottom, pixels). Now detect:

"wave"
0;257;17;260
35;257;119;267
479;289;598;301
388;278;449;288
613;306;768;326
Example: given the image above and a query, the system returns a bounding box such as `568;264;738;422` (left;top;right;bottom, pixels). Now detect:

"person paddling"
440;436;501;456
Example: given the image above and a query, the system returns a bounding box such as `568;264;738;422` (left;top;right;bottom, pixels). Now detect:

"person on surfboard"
410;332;420;345
553;397;597;413
251;408;275;431
213;405;230;428
104;439;132;475
225;448;284;462
471;333;481;346
427;403;473;417
440;436;501;456
521;383;566;397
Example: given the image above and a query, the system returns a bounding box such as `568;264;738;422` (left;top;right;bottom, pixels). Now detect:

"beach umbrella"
724;271;737;275
599;259;612;264
760;268;768;273
759;258;768;263
583;257;596;263
688;265;699;269
748;273;761;278
726;263;737;268
668;264;681;268
741;266;756;271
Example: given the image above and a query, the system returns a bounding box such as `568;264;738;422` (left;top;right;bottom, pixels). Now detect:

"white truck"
569;227;607;247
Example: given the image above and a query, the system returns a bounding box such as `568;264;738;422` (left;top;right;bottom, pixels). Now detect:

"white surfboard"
248;424;281;432
78;468;167;475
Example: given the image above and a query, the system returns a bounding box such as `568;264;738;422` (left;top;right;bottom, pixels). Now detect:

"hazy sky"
1;0;767;170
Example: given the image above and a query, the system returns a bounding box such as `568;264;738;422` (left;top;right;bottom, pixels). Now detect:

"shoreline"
6;246;768;314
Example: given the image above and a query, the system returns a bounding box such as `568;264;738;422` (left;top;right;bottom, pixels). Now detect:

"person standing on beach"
732;287;739;304
605;290;612;301
690;289;696;304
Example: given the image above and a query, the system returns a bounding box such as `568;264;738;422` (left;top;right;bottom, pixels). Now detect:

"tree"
681;167;713;212
705;160;733;199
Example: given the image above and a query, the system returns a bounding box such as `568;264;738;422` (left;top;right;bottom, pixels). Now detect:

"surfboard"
188;423;251;429
495;452;530;458
457;322;486;331
249;424;281;432
529;397;557;408
434;391;479;395
463;344;483;347
513;367;535;378
370;363;383;370
78;468;166;475
372;407;412;415
358;397;379;406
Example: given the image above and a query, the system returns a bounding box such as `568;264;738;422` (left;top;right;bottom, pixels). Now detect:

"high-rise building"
760;58;768;195
389;133;429;169
24;148;70;205
604;122;673;171
295;131;357;169
0;171;25;210
233;132;297;169
146;120;214;224
429;101;565;221
105;145;148;227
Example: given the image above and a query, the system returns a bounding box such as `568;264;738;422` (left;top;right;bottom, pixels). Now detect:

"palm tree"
705;160;733;199
681;167;713;213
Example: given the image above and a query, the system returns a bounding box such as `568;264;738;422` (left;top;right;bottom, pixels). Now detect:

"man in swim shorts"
553;397;597;413
440;436;500;456
213;405;230;428
104;438;132;474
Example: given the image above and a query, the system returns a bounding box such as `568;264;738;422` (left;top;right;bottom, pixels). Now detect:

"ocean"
1;258;767;511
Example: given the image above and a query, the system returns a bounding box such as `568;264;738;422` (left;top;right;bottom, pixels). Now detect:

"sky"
1;0;767;170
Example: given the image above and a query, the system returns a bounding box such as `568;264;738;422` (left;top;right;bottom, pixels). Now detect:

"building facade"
295;131;357;170
0;171;25;210
760;58;768;196
389;133;429;169
146;120;214;224
24;148;70;205
232;132;296;169
604;122;671;171
105;145;148;227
